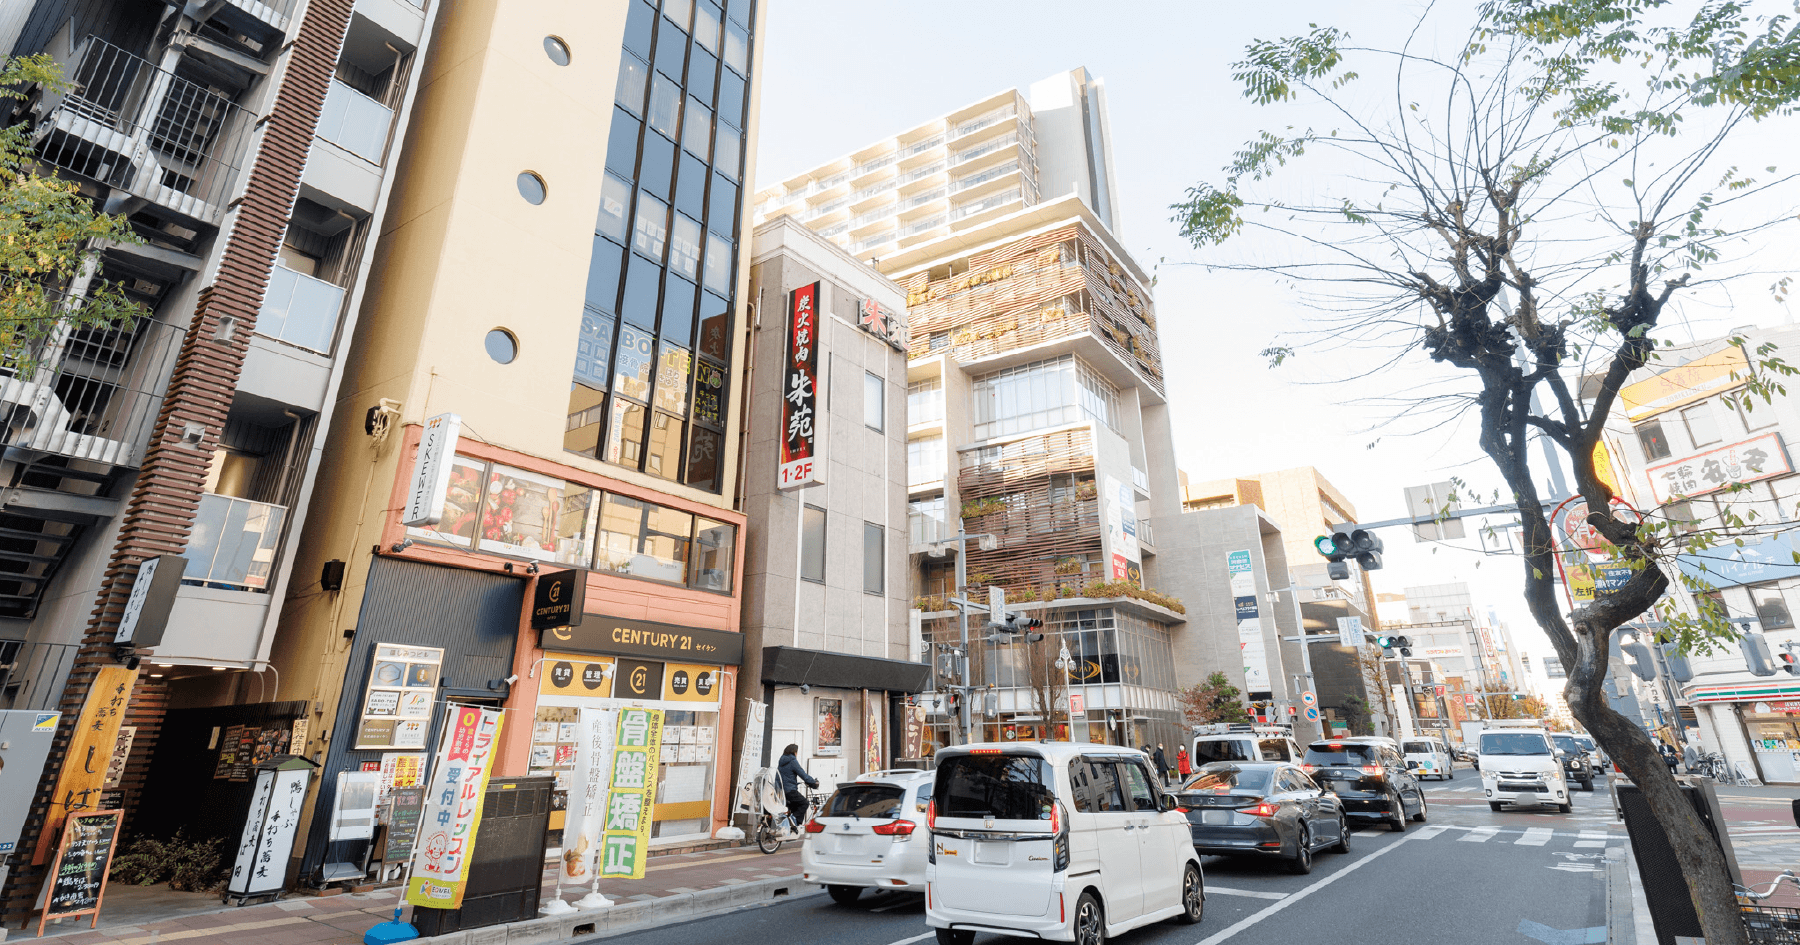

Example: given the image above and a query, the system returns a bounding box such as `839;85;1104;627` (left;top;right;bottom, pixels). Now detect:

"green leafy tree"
0;54;145;374
1173;4;1800;941
1178;671;1250;725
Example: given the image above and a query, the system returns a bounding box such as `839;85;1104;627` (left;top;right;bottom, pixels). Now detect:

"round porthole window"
517;171;546;205
485;329;518;364
544;36;571;66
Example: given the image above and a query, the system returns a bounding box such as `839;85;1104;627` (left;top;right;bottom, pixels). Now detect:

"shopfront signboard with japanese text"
227;761;312;899
35;665;136;865
354;644;442;750
403;413;463;527
1645;433;1790;504
39;810;120;934
540;615;744;665
406;705;504;908
383;787;424;861
557;706;615;886
1229;551;1270;692
598;708;664;880
777;282;822;489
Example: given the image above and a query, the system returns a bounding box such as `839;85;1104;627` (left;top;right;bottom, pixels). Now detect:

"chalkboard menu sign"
384;787;425;860
39;810;120;934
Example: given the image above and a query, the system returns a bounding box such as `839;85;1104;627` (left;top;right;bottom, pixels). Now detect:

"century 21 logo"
630;665;649;694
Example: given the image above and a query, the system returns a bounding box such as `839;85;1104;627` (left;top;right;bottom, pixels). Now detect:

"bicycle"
751;774;828;854
1696;751;1749;786
1735;871;1800;943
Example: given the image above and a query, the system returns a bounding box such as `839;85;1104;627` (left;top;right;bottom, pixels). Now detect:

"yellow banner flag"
598;708;664;880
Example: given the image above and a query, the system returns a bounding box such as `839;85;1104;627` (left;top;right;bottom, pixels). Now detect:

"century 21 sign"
778;282;822;489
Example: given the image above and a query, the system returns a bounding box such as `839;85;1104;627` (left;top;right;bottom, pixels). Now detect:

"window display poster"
598;708;664;880
379;752;427;800
559;706;616;886
355;644;445;750
527;705;578;818
478;464;566;562
406;706;504;909
815;698;842;756
864;690;884;771
407;455;486;547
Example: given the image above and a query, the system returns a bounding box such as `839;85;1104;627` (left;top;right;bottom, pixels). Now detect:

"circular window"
485;329;518;364
517;171;546;205
543;36;571;66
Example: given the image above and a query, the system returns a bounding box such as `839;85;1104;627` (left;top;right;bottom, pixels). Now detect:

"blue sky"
751;0;1800;671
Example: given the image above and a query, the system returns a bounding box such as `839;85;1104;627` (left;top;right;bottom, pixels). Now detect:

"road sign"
1304;706;1320;721
1301;691;1317;707
1336;616;1362;647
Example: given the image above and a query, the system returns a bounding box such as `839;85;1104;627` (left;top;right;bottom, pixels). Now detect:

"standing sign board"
354;644;442;750
733;700;766;815
406;706;504;908
557;706;616;886
777;282;822;489
598;708;664;879
227;758;314;900
403;413;463;527
38;810;120;934
383;787;425;861
35;666;136;864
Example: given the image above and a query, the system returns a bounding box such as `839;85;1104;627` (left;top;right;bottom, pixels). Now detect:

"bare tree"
1173;3;1800;941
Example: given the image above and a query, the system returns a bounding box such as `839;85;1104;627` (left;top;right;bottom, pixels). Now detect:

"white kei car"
800;768;934;903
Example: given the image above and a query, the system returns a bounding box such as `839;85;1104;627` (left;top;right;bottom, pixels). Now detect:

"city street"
604;778;1626;945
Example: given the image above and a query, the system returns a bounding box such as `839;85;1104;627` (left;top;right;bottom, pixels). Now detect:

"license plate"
1202;810;1232;825
972;841;1009;866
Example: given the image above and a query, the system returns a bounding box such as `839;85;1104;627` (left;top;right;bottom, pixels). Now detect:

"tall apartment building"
1589;326;1800;782
0;0;436;914
757;70;1210;753
254;0;767;881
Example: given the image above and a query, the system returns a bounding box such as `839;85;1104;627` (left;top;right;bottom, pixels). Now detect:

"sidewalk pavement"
10;844;807;945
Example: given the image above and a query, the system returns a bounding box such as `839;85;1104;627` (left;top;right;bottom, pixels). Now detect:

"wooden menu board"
39;810;121;935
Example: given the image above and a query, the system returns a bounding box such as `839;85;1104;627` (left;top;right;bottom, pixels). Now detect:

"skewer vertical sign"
778;282;822;489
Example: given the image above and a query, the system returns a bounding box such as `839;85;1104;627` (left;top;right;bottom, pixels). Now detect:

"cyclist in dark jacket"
778;744;818;833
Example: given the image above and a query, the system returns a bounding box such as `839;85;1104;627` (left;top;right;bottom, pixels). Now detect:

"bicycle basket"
1743;904;1800;944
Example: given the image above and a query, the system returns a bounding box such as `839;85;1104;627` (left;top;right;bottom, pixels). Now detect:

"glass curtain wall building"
566;0;755;492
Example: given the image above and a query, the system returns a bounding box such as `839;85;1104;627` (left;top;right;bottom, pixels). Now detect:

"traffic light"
1375;634;1413;657
1660;643;1695;682
1510;693;1525;701
1620;640;1656;681
1782;652;1799;676
1314;524;1384;580
1742;631;1778;677
989;612;1045;644
1349;528;1384;572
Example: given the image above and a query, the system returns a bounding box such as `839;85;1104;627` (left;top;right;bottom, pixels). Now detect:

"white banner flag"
559;706;616;886
734;700;767;814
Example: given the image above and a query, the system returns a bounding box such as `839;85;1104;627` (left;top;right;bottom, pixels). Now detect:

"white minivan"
926;742;1205;945
1477;727;1570;813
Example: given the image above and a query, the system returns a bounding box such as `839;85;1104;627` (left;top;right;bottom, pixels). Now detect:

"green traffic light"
1313;535;1336;556
1376;635;1396;648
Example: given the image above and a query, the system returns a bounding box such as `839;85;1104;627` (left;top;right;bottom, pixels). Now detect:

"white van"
1402;737;1456;780
1477;727;1570;812
926;742;1205;944
1191;726;1303;771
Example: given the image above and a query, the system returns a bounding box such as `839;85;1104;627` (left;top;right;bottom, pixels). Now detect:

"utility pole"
924;523;998;746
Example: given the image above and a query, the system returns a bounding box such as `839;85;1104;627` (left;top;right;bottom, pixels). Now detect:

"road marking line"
1193;833;1417;945
1206;886;1287;900
1573;841;1608;848
1578;831;1607;840
1459;827;1500;843
878;934;935;945
1413;825;1451;839
1517;828;1554;846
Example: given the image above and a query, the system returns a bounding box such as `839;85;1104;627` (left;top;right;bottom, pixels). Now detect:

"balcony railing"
896;162;946;186
256;264;346;353
1136;518;1156;548
185;493;288;592
898;135;945;158
953;105;1016;138
953;132;1018;166
950;189;1021;220
1131;466;1150;491
315;78;394;164
953;161;1020;193
901;215;947;237
36;37;249;226
0;305;185;468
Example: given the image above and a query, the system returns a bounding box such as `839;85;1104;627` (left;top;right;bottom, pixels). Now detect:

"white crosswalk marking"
1516;828;1553;846
1459;826;1500;843
1413;825;1451;839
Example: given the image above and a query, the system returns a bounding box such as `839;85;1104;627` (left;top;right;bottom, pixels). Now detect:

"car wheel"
1558;801;1573;813
934;930;974;945
827;884;861;905
1073;891;1106;945
1581;776;1594;792
1175;863;1205;925
1388;794;1407;832
1489;801;1504;812
1332;815;1351;854
1287;824;1314;875
1446;766;1455;781
1412;791;1428;823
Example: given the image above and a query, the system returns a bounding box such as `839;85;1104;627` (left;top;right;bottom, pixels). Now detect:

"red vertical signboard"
778;282;822;488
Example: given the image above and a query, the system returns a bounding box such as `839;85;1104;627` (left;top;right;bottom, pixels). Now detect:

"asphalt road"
596;772;1621;945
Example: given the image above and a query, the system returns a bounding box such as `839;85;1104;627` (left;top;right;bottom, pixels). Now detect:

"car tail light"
804;819;826;834
871;819;916;836
1300;764;1317;772
1050;799;1063;836
926;799;937;830
1239;802;1280;817
1361;765;1385;779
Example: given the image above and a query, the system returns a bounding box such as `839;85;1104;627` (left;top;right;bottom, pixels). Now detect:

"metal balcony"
256;264;345;354
33;37;250;228
315;78;395;165
0;308;184;469
184;493;288;592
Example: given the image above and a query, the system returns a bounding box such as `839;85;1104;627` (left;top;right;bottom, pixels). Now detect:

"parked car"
1177;761;1350;874
1478;727;1571;812
1300;738;1427;831
801;769;934;903
926;742;1205;944
1402;738;1456;780
1451;746;1479;768
1550;733;1596;792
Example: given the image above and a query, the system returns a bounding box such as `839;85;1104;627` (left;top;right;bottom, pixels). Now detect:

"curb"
415;874;819;944
1606;846;1631;945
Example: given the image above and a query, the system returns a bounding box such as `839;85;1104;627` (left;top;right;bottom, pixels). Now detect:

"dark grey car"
1177;762;1350;875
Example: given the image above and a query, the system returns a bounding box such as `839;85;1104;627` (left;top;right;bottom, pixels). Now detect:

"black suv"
1301;738;1427;832
1549;733;1595;791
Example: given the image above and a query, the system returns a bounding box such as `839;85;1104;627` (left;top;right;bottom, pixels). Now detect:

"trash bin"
411;776;554;936
1615;775;1743;945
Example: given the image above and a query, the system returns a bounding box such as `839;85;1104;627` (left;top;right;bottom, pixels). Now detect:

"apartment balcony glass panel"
971;356;1119;440
316;79;394;164
909;496;948;545
186;493;287;591
951;189;1023;221
907;377;944;425
908;436;945;489
257;264;345;353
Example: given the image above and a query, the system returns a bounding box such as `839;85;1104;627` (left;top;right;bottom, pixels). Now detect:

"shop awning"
761;646;932;693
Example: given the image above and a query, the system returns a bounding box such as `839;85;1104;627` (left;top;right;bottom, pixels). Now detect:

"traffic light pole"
927;526;998;747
